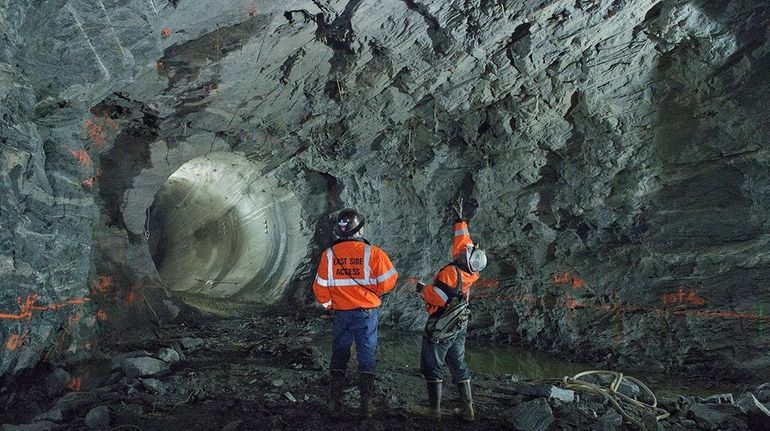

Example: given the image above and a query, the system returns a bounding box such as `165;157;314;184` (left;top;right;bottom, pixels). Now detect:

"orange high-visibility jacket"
421;220;479;315
313;238;398;311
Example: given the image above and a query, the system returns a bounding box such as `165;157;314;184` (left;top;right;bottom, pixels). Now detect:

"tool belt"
423;296;470;342
423;264;470;342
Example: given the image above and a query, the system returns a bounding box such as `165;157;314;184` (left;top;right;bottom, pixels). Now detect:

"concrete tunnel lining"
147;152;306;308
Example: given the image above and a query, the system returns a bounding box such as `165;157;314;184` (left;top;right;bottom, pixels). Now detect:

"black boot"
359;372;376;418
329;369;345;418
427;380;442;421
457;380;475;422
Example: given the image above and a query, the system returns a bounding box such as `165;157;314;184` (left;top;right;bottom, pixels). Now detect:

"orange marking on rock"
69;149;92;167
82;113;119;148
161;27;171;38
67;377;82;392
554;272;585;289
474;279;500;289
41;298;90;309
245;3;258;16
564;294;581;310
662;286;706;306
5;330;28;351
92;275;111;294
686;288;706;306
0;295;90;320
571;277;585;289
125;290;139;305
0;295;38;320
96;309;108;321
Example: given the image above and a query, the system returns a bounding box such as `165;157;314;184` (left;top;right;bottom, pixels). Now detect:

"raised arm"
451;198;473;257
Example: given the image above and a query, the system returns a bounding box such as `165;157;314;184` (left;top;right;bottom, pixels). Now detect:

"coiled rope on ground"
544;370;670;430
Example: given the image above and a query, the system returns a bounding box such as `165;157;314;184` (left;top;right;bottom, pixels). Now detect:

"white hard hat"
466;244;487;273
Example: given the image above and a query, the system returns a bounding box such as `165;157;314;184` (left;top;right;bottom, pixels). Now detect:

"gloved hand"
415;281;425;294
452;197;464;220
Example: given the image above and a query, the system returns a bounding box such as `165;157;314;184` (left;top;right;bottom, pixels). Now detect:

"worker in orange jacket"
312;208;398;419
415;198;487;422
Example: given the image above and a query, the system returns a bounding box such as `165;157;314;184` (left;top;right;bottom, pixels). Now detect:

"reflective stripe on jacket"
422;220;479;315
312;238;398;311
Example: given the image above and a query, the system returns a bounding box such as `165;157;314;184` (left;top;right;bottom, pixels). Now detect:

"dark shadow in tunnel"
648;0;770;254
642;0;770;377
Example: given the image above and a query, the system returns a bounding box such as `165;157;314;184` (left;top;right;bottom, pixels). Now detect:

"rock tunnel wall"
1;0;769;379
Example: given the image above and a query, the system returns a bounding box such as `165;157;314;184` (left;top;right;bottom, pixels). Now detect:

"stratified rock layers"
1;0;768;378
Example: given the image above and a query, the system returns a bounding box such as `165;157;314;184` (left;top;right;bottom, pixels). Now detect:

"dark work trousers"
330;308;379;373
420;325;471;383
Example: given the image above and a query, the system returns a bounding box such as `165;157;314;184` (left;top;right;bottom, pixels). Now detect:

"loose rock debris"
1;310;768;430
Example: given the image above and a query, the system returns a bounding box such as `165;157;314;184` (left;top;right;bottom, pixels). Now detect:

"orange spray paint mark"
662;286;706;306
564;294;582;311
0;295;90;320
474;279;501;289
553;273;570;285
126;290;139;305
45;298;90;309
69;149;92;167
67;377;82;392
5;330;29;351
553;272;585;289
245;3;258;16
0;295;38;320
82;113;118;148
92;275;111;294
161;27;171;38
571;277;585;289
96;309;108;321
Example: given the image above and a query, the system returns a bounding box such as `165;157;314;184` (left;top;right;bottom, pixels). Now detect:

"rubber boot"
426;380;442;421
359;372;376;419
329;369;345;418
457;380;475;422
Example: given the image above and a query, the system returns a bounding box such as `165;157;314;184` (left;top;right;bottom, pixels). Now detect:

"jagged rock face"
1;0;769;378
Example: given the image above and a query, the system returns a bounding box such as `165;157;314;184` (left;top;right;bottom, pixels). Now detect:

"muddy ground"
1;307;767;431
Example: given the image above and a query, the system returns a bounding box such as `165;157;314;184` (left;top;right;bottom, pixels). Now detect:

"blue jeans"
330;308;379;373
420;326;471;383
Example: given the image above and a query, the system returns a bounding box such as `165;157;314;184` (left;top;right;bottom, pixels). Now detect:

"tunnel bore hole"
146;152;305;312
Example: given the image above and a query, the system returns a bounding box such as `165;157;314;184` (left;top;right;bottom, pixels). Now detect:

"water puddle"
373;330;743;397
377;331;591;381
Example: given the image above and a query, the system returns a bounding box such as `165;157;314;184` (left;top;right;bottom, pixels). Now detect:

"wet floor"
170;295;743;398
2;310;755;430
316;327;742;398
376;330;591;380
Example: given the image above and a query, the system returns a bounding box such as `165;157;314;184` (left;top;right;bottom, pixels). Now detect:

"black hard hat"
334;208;365;237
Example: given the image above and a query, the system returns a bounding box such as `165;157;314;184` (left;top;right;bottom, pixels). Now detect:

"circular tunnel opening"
147;152;305;311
